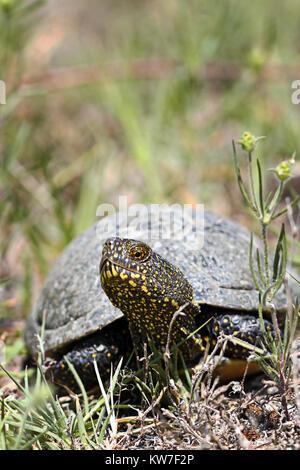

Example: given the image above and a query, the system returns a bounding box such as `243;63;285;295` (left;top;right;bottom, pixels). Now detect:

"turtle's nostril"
104;238;115;250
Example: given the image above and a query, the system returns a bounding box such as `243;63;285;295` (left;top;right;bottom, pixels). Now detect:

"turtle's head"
100;237;194;345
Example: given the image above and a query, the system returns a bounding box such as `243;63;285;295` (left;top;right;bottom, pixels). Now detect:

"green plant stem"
268;181;284;215
248;151;258;211
260;222;270;290
270;195;300;222
232;140;258;214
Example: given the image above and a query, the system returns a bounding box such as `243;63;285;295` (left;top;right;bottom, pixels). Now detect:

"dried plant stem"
278;361;291;422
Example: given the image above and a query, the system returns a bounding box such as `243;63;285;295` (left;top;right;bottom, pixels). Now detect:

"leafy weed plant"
232;132;300;420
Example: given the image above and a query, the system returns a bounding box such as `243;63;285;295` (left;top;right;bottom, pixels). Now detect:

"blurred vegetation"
0;0;300;451
0;0;300;323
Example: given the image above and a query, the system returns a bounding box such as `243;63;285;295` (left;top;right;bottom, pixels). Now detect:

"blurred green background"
1;0;300;321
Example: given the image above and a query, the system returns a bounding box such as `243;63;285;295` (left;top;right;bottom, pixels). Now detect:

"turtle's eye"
128;243;151;262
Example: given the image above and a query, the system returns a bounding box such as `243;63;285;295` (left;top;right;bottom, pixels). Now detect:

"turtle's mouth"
99;255;109;274
100;256;144;278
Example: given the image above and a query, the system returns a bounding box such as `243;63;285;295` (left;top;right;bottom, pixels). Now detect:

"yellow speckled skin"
100;237;278;367
49;235;281;389
100;237;204;363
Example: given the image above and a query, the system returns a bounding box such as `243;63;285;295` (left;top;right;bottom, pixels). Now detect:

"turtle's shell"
24;209;299;355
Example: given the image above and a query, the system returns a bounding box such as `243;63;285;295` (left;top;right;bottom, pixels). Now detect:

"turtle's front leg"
205;311;276;359
49;322;131;391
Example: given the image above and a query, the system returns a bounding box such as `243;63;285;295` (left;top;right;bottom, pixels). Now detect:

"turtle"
24;209;300;390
